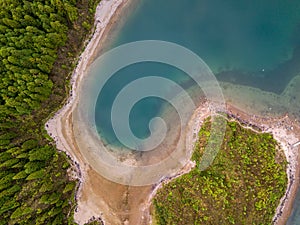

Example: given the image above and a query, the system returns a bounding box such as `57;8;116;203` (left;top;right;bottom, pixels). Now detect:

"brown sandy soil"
56;103;154;225
77;168;153;225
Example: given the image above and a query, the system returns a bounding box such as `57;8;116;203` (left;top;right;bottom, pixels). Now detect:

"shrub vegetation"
153;117;287;225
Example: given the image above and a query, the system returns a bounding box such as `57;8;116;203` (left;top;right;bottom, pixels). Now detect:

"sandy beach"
46;0;147;224
45;0;300;224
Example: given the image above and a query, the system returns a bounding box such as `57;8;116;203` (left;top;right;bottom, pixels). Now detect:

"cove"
94;0;300;149
89;0;300;218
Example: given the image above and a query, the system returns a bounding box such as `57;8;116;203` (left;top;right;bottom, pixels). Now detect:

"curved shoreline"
225;106;300;225
146;104;300;225
46;0;131;224
45;1;300;224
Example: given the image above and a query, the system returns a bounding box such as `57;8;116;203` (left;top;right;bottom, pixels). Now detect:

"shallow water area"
73;38;227;186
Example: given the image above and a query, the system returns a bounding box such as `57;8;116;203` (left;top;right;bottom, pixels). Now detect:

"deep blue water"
93;0;300;221
96;0;300;146
111;0;300;93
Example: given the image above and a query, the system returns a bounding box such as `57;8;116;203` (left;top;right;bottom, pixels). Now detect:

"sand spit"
144;102;212;224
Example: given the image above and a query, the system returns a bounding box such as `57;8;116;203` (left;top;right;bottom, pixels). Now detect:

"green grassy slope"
153;117;287;225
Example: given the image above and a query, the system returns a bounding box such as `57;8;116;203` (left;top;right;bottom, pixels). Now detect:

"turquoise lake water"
92;0;300;220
